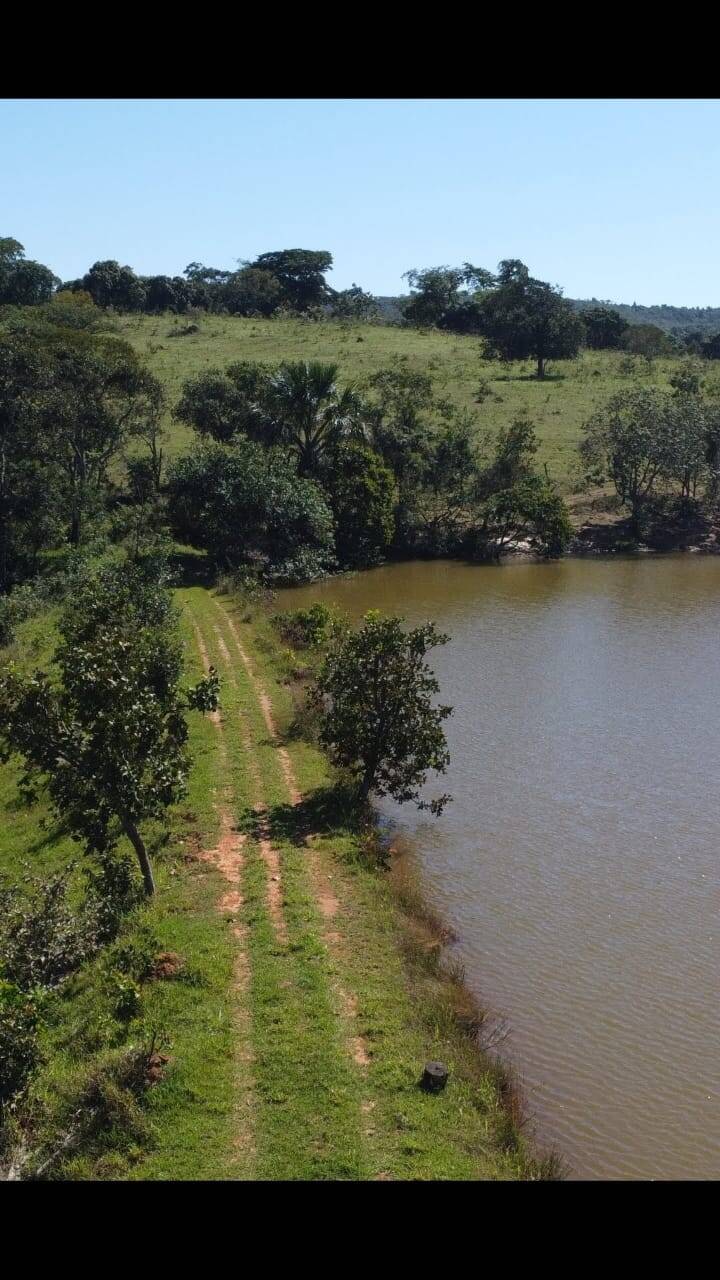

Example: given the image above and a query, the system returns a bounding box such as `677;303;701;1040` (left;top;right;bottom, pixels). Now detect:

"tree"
0;563;219;897
402;266;467;327
479;261;584;378
702;332;720;360
174;362;270;444
664;394;708;500
322;442;395;568
0;331;62;589
248;249;333;311
469;475;573;560
581;388;674;530
144;275;180;313
329;285;379;322
622;323;672;359
262;361;365;476
40;331;162;544
223;267;282;316
81;261;146;312
364;365;437;487
0;239;58;306
581;306;628;350
167;438;335;580
312;611;452;811
479;415;538;496
400;413;485;555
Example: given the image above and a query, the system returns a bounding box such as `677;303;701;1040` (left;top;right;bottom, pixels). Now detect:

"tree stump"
421;1061;449;1093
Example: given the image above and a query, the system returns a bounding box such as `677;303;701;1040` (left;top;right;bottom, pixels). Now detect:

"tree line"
7;235;720;365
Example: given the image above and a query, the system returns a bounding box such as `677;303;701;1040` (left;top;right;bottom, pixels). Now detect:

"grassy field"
117;313;720;491
1;584;557;1180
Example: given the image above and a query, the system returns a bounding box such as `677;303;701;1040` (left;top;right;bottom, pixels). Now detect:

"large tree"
81;261;146;312
247;249;333;311
479;261;584;378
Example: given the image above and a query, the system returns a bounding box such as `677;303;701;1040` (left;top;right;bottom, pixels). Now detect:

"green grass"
0;606;239;1181
116;312;720;490
1;586;558;1180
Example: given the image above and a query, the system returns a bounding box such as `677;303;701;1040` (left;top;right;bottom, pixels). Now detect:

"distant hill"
569;298;720;338
374;293;720;337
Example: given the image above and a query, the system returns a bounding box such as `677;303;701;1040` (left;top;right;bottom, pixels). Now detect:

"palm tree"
264;361;365;476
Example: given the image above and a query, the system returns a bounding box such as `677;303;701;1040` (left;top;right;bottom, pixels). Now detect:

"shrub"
167;439;335;581
0;868;98;991
271;603;338;649
0;981;41;1106
312;610;453;812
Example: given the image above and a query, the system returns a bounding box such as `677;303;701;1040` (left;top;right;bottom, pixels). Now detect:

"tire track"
189;619;255;1168
212;598;372;1074
211;625;288;944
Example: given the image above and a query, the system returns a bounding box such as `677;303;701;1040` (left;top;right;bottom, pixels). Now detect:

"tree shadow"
493;372;567;383
26;816;75;855
169;549;215;589
265;783;363;848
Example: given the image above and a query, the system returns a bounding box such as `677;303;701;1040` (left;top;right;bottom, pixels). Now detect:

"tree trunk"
121;815;155;896
537;355;546;379
357;768;374;806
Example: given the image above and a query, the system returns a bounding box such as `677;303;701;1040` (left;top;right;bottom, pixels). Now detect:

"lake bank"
278;556;720;1179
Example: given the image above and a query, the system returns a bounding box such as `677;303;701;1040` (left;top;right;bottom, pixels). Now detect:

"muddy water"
280;557;720;1180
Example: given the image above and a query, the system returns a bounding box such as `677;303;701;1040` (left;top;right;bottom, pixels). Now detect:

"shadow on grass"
240;783;363;848
169;549;215;590
493;372;566;383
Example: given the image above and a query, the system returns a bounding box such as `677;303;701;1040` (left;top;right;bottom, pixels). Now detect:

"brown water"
280;557;720;1180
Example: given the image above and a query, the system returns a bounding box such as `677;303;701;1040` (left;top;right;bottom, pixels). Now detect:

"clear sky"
3;98;720;306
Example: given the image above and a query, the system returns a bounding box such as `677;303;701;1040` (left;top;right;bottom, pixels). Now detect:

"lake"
279;556;720;1180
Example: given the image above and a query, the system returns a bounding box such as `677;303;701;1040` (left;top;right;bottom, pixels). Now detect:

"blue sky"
3;98;720;306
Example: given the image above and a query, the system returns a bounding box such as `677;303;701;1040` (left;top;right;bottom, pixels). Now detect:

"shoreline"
242;587;565;1179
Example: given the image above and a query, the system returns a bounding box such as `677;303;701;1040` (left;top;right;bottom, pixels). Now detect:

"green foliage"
0;238;58;306
247;249;333;312
329;285;379;322
0;562;219;897
312;611;452;811
167;437;335;581
479;262;584;378
480;414;538;494
669;361;704;397
322;441;395;568
262;360;365;476
581;386;713;523
0;867;97;990
175;361;270;444
223;267;282;317
468;475;573;561
0;980;41;1106
271;602;343;650
580;306;628;350
80;260;147;312
622;323;673;359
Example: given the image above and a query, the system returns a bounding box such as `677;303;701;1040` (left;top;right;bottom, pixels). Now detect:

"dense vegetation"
6;227;720;1181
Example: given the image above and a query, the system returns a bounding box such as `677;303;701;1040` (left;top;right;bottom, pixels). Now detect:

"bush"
0;981;41;1105
167;439;335;581
271;603;338;649
0;868;98;991
312;610;453;812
